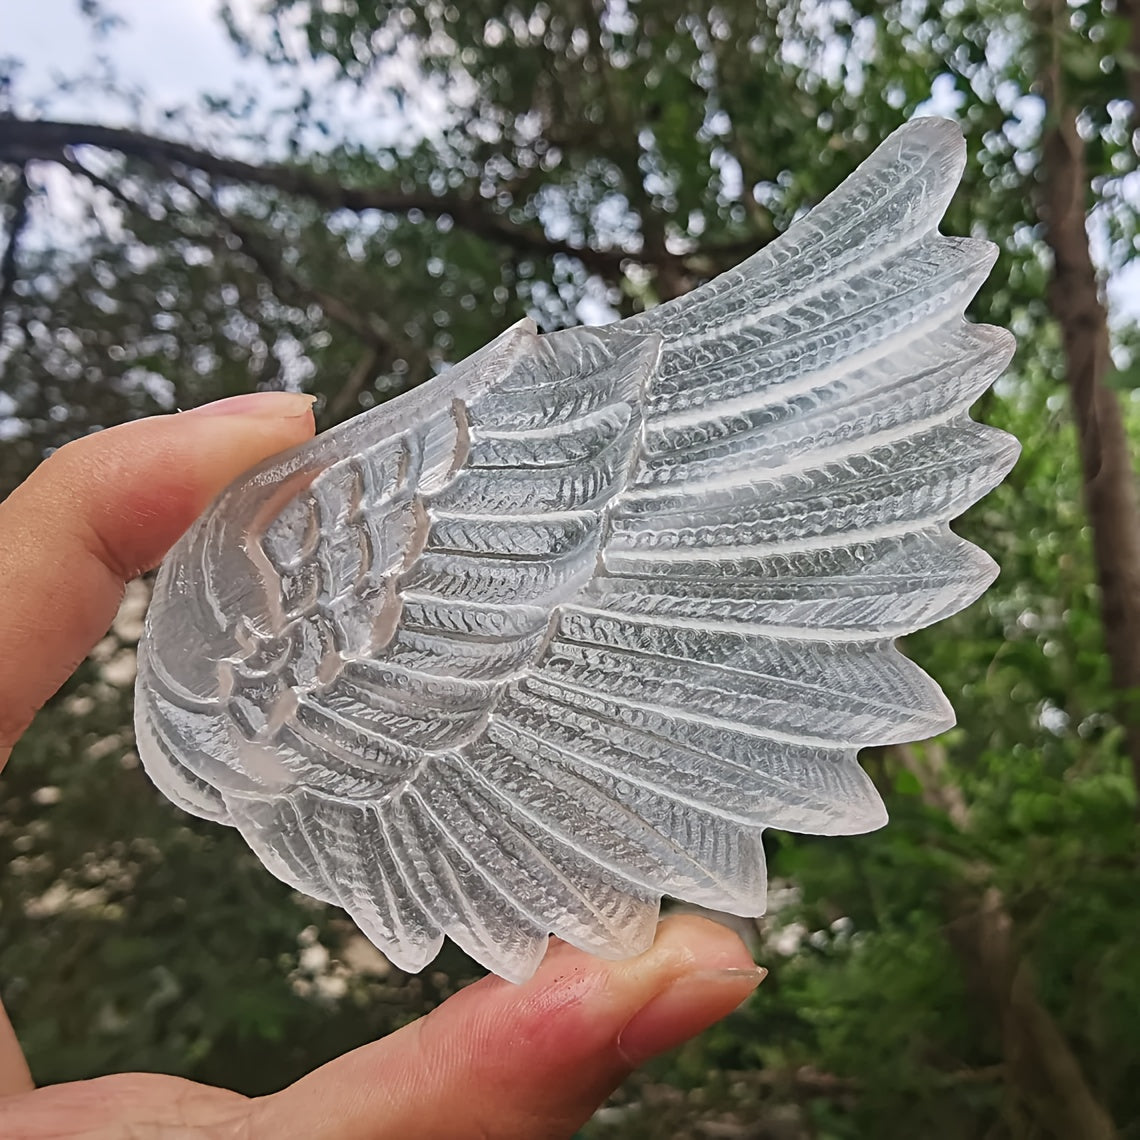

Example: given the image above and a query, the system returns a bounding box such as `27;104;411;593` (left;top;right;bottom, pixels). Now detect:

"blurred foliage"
1;0;1139;1136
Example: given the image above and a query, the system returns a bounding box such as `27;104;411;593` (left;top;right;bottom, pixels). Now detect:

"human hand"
0;392;764;1139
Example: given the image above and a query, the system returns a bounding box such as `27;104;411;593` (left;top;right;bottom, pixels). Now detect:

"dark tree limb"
0;117;634;281
56;153;128;203
0;164;31;317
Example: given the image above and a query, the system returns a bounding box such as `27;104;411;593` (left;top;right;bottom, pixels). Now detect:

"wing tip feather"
894;114;967;186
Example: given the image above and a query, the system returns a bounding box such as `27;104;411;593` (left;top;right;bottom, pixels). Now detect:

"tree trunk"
1038;10;1140;799
896;744;1118;1140
1121;0;1140;147
944;888;1118;1140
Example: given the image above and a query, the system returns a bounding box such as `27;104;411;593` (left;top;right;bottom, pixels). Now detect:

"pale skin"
0;390;764;1139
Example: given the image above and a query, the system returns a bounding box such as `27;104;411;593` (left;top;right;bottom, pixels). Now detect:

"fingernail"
616;966;766;1066
183;392;317;419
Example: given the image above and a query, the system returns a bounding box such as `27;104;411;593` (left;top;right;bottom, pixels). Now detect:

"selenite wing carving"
135;117;1018;981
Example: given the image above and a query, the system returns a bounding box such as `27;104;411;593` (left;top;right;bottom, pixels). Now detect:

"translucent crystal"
134;117;1019;982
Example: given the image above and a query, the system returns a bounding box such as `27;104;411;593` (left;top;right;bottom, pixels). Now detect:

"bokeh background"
2;2;1139;1137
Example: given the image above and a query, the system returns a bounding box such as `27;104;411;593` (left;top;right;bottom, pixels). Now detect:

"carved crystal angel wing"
135;117;1018;981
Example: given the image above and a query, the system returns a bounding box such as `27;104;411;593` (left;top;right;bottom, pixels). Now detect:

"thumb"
253;915;764;1140
0;392;317;765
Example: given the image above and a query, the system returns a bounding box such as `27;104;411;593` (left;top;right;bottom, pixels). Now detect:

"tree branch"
61;154;422;420
0;164;31;318
0;117;635;281
326;346;382;424
174;170;392;354
167;169;437;422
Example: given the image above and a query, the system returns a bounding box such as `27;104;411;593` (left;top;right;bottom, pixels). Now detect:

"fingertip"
259;918;763;1140
616;964;765;1066
570;915;763;1067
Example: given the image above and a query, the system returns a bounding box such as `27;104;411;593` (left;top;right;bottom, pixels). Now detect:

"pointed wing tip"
974;423;1023;491
976;322;1017;368
810;797;891;837
892;116;966;174
375;932;447;976
948;534;1002;611
465;938;549;985
898;115;965;149
876;116;967;224
957;234;1000;274
844;802;891;836
870;649;959;747
566;917;661;962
